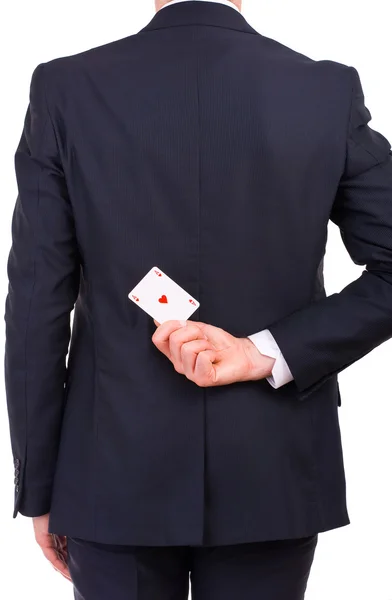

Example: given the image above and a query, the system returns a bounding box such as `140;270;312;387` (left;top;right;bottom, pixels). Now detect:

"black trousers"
67;534;318;600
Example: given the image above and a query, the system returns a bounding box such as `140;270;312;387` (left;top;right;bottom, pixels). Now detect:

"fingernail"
179;320;187;327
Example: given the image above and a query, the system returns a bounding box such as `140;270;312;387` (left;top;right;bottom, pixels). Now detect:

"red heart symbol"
159;295;168;304
189;299;196;305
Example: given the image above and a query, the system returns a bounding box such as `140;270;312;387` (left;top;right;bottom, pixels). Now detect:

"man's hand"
33;514;71;581
152;320;275;387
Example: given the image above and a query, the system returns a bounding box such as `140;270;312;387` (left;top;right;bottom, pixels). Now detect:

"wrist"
242;337;276;381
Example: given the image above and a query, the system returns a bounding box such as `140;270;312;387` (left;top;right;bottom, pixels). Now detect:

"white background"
0;1;391;598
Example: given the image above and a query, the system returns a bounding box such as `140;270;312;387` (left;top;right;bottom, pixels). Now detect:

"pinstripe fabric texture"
4;1;392;546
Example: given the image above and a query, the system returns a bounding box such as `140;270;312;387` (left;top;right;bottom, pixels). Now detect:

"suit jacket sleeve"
268;66;392;399
4;63;80;517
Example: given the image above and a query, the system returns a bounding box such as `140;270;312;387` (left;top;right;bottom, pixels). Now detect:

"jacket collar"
138;1;259;36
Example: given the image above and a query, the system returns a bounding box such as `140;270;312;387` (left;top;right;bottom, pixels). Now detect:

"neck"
155;0;242;12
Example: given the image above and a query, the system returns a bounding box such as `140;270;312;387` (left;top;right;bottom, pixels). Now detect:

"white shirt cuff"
247;329;294;389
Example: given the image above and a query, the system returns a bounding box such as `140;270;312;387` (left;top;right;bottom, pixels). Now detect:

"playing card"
128;266;200;323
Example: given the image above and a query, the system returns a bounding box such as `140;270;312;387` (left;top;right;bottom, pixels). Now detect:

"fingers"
53;535;69;565
58;536;68;562
189;322;231;348
41;543;72;581
151;320;236;386
152;320;186;359
181;340;217;379
169;326;209;372
194;349;219;385
152;320;207;367
151;320;255;387
33;515;72;582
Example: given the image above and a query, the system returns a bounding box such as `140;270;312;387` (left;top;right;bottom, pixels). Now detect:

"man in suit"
4;0;392;597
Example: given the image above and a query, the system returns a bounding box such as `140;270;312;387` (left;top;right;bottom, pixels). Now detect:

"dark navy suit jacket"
4;1;392;546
